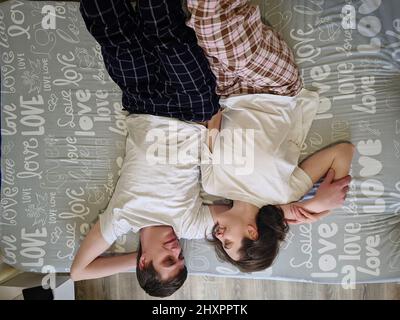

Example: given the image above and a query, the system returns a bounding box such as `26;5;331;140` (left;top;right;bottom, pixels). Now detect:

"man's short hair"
136;242;188;297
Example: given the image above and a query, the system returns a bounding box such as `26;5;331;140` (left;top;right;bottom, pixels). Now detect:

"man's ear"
138;255;147;270
247;225;259;240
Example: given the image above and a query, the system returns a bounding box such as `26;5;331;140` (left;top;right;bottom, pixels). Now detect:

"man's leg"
81;0;176;117
137;0;220;122
80;0;140;50
186;0;302;97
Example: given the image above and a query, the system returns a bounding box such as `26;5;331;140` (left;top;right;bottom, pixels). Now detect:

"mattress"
1;0;400;286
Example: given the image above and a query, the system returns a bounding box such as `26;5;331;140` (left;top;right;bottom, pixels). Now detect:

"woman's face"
213;211;258;261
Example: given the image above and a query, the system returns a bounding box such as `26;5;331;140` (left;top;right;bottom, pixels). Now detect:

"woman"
186;0;355;272
204;139;354;272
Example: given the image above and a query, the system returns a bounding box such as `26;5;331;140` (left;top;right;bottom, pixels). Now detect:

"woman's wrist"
277;204;295;220
298;198;326;213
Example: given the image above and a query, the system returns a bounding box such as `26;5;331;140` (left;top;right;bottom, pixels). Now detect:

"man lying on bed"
71;0;219;298
71;0;350;297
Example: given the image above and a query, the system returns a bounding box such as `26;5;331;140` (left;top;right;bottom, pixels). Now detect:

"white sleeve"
99;209;132;245
289;166;314;202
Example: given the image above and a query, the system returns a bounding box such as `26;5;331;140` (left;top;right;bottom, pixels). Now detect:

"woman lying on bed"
186;0;355;272
204;133;354;272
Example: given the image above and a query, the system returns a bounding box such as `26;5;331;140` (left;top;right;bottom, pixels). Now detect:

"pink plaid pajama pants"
186;0;303;97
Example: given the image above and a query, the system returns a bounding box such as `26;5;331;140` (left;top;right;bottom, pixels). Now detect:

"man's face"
139;226;185;281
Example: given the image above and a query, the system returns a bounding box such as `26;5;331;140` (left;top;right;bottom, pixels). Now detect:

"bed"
1;0;400;287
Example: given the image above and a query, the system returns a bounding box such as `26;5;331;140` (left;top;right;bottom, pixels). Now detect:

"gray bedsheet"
1;0;400;286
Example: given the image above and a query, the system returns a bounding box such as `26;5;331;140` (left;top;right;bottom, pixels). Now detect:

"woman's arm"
278;202;330;224
279;142;355;223
70;221;137;281
299;142;355;211
300;142;354;185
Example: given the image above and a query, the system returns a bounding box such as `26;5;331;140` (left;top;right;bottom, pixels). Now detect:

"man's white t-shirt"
99;114;214;245
201;88;320;208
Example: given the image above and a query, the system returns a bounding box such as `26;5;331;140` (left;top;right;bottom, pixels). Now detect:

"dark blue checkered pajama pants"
80;0;220;122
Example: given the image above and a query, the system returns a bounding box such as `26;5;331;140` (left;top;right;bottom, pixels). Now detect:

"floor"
75;274;400;300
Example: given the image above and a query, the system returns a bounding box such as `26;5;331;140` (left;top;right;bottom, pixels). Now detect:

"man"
71;0;219;297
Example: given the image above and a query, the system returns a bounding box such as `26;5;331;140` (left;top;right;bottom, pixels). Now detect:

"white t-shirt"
99;114;214;245
201;88;319;208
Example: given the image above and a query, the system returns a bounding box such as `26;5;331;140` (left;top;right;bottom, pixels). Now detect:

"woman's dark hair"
208;205;289;272
136;242;188;298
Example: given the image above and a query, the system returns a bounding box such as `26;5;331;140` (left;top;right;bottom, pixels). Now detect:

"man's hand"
206;108;223;151
207;108;223;131
312;168;351;212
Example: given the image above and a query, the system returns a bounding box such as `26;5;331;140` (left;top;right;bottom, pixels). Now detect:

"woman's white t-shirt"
201;88;319;208
99;114;214;244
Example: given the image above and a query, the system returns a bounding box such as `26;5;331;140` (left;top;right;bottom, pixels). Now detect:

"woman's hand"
313;168;351;212
278;169;351;225
288;169;351;218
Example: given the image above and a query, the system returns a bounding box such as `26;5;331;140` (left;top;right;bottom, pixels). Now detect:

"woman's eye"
214;224;220;233
223;241;232;249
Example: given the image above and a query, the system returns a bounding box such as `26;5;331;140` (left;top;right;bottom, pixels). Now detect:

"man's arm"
70;221;137;281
